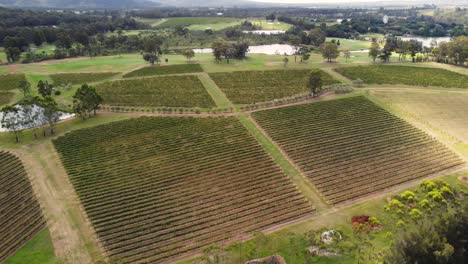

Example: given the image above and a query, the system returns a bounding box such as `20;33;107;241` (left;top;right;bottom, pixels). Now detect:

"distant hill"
0;0;161;9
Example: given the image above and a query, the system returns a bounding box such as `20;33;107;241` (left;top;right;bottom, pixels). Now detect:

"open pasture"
371;90;468;142
335;65;468;89
253;96;464;204
53;116;315;263
209;69;339;104
0;74;26;91
0;152;46;262
50;72;119;85
96;75;215;108
123;64;203;78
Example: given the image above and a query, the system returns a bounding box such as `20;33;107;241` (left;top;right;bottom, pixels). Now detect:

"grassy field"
371;90;468;142
53;116;314;263
96;75;215;108
209;69;339;104
0;151;47;262
0;92;15;106
326;38;371;51
0;74;26;91
250;19;292;30
156;17;243;30
136;18;167;27
5;229;58;264
50;72;119;85
252;96;463;204
335;65;468;89
123;64;203;78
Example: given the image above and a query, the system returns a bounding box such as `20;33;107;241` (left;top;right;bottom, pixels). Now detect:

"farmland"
50;72;119;85
0;92;14;106
0;74;26;91
123;64;203;78
253;96;464;204
209;69;340;104
335;65;468;89
53;116;315;263
371;90;468;142
0;151;46;262
96;75;216;108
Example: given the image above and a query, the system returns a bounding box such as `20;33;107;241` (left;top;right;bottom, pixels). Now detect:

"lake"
194;44;295;55
243;30;285;35
398;36;451;47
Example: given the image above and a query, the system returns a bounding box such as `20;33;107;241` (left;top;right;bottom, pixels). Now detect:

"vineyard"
96;75;216;108
50;72;119;85
0;92;14;105
371;90;468;142
335;65;468;89
0;151;46;262
253;96;464;204
0;74;26;91
209;69;339;104
53;117;315;263
123;64;203;78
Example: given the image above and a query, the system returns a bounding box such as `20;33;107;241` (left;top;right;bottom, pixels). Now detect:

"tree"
297;46;310;62
211;39;229;63
308;69;323;97
37;80;53;97
18;97;41;140
343;50;351;62
1;105;24;142
182;49;195;62
231;42;249;60
283;57;289;68
73;84;103;119
38;96;61;135
320;42;339;62
142;35;163;65
5;47;21;63
18;80;31;97
369;41;380;62
290;36;301;63
308;28;326;46
447;36;468;66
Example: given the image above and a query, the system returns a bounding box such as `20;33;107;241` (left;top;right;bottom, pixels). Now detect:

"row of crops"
96;75;216;108
0;74;26;91
0;151;46;262
335;65;468;89
50;72;119;85
209;69;340;104
253;96;464;204
123;64;203;78
53;116;315;263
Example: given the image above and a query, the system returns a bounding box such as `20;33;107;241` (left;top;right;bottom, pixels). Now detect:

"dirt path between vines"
12;143;104;264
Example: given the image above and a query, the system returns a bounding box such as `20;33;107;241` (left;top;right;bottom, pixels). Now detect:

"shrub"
409;208;423;219
401;191;416;203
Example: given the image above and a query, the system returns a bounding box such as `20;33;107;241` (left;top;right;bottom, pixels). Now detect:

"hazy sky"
252;0;378;2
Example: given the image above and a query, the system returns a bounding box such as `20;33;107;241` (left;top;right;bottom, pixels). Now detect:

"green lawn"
5;229;58;264
156;17;243;30
250;19;292;30
326;38;371;51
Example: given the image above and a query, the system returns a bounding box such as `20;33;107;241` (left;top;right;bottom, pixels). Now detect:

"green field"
326;38;371;51
335;65;468;89
53;116;314;263
0;92;14;106
96;75;215;108
50;72;119;85
252;96;463;204
250;19;292;30
0;74;26;91
0;151;47;262
156;17;243;30
123;64;203;78
209;69;339;104
371;90;468;142
5;229;57;264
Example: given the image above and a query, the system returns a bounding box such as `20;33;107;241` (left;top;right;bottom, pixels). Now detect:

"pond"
243;30;285;35
0;105;74;132
194;44;295;55
398;36;451;47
